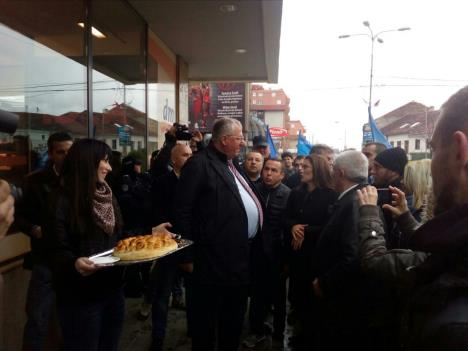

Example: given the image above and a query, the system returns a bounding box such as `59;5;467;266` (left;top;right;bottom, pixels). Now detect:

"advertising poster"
189;82;246;132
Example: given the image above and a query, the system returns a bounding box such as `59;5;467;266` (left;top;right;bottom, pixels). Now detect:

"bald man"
243;151;264;184
149;143;193;351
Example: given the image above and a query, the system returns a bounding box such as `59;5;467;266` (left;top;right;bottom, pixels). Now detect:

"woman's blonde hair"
403;159;432;210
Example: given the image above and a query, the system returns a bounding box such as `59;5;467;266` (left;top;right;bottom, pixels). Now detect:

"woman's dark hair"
61;139;112;228
304;154;334;190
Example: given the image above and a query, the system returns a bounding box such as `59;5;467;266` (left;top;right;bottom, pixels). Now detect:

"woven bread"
113;233;178;261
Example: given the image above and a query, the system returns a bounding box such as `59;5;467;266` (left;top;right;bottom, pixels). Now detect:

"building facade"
363;101;439;159
249;84;305;152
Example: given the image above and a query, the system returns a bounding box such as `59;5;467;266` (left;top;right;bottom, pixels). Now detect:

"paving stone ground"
120;296;294;351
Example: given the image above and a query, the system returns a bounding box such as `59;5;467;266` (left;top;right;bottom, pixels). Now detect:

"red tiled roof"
380;109;440;137
15;104;147;136
375;101;428;128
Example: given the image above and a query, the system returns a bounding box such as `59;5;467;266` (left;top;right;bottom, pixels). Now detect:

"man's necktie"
228;159;264;228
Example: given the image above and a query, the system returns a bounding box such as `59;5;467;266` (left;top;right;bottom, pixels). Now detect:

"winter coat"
359;203;468;350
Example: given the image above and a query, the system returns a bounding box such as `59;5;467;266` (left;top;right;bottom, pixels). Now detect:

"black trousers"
191;283;249;351
57;290;124;351
249;259;287;337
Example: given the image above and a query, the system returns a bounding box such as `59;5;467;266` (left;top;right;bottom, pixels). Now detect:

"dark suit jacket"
15;164;60;265
175;143;264;286
314;183;367;326
151;171;178;228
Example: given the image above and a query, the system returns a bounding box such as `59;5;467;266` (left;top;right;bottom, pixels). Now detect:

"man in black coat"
312;150;369;351
15;132;73;350
149;144;192;351
175;117;264;351
371;147;409;248
244;158;290;349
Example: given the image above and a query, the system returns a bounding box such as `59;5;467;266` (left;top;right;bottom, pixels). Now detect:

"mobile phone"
376;188;392;205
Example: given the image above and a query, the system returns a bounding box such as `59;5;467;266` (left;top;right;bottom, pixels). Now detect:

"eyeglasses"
225;135;245;142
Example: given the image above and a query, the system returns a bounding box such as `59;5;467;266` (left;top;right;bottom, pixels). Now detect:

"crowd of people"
1;86;468;351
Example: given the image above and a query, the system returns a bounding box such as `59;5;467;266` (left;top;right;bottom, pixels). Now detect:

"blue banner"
368;106;391;148
265;125;278;158
297;130;312;155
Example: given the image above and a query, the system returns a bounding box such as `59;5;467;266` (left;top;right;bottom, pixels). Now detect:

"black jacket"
313;184;366;326
115;172;153;235
257;182;291;262
175;143;264;286
377;178;404;249
284;185;337;277
284;172;301;189
15;164;60;265
46;192;124;302
151;170;178;228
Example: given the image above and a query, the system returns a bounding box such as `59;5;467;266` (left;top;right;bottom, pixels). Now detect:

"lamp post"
339;22;410;108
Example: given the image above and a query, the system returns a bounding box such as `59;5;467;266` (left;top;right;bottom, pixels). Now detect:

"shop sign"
269;127;288;137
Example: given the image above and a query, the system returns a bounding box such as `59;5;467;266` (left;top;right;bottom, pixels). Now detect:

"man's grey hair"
334;150;368;183
212;118;242;141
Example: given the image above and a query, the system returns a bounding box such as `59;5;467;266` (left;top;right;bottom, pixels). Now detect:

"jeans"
57;290;124;351
150;258;193;345
23;264;55;351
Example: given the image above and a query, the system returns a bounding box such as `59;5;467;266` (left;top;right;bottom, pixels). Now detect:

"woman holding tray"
46;138;168;351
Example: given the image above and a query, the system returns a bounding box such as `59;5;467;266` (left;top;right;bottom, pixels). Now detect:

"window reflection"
92;0;146;163
0;0;86;185
147;31;176;156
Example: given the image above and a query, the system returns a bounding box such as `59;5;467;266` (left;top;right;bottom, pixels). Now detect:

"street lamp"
338;21;410;108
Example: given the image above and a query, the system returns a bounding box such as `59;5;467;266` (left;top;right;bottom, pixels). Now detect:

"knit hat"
374;147;408;176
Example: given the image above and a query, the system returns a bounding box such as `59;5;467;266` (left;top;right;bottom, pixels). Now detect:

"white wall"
387;134;429;154
264;110;284;128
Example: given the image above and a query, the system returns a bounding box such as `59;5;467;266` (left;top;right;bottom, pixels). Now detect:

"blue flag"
297;130;312;156
265;126;278;158
368;106;391;148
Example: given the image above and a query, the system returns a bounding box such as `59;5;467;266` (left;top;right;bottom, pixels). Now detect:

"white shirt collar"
338;184;359;200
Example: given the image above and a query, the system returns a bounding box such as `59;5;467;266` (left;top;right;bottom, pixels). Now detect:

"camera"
174;123;192;141
0;109;19;134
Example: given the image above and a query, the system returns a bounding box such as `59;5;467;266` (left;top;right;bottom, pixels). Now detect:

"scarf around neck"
92;181;115;235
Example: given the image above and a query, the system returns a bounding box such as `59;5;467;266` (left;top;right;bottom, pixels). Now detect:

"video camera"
174;122;192;141
0;109;19;134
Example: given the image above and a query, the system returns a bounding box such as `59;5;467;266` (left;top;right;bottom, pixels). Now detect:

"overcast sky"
272;0;468;149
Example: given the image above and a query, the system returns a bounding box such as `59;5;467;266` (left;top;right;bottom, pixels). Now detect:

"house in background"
362;101;439;159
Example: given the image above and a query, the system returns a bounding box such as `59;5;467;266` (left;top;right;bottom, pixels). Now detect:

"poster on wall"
189;82;246;132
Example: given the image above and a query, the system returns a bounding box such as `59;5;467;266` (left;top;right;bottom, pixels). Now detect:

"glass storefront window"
0;0;87;186
92;0;146;163
147;31;176;156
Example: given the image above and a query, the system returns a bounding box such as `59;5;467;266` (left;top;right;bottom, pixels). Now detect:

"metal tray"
89;238;193;267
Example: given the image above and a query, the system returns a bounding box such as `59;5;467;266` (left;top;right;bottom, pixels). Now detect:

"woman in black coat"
47;139;125;351
284;154;337;349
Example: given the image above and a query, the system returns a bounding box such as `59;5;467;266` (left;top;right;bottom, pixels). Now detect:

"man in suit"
312;150;368;351
175;117;264;351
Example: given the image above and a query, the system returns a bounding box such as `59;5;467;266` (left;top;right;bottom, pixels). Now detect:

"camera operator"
149;143;193;351
151;124;204;178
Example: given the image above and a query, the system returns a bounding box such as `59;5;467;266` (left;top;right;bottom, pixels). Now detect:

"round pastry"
113;233;178;261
